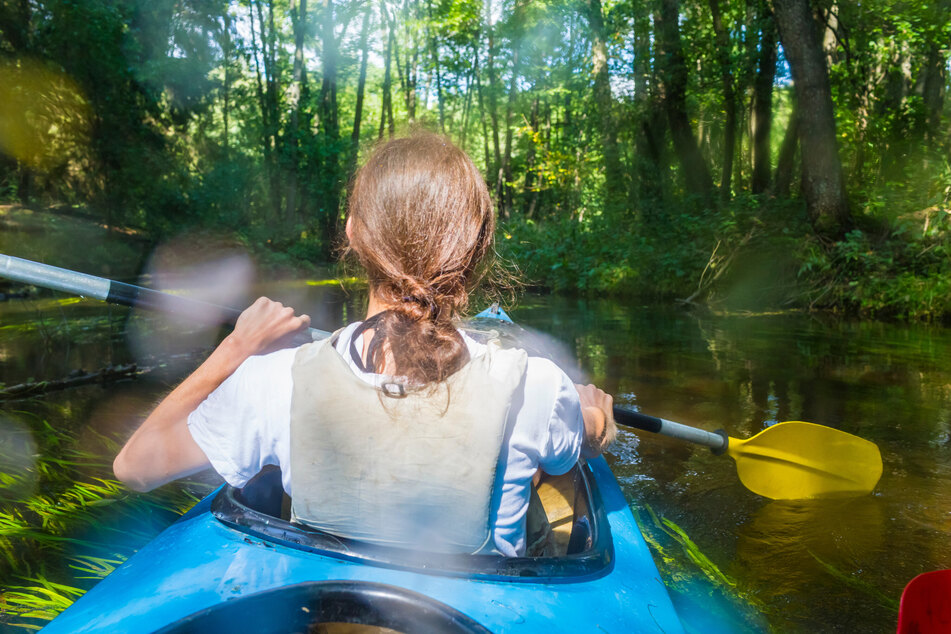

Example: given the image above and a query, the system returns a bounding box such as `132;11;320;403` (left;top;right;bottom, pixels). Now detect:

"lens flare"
128;237;253;370
0;58;90;170
0;414;39;500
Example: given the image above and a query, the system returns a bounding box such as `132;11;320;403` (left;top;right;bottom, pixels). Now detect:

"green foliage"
797;220;951;321
501;194;794;300
500;217;641;295
0;0;948;318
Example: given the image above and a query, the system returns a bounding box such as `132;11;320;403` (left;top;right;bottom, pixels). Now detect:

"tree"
773;0;851;237
284;0;309;227
751;0;776;194
586;0;623;212
707;0;736;200
654;0;713;202
349;6;373;183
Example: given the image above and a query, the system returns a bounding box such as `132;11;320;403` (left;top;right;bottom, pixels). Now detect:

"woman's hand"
575;383;618;459
227;296;311;358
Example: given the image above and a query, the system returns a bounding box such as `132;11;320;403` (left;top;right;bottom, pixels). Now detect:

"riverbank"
499;195;951;322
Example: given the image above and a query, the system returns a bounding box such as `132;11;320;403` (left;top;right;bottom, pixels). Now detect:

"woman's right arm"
113;297;309;492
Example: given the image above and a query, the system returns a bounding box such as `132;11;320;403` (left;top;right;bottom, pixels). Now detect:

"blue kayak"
43;456;684;633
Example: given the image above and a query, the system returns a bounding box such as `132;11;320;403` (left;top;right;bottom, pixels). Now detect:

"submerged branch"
0;365;147;400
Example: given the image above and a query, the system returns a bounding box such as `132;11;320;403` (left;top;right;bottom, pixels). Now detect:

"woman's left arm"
575;383;618;459
113;298;310;492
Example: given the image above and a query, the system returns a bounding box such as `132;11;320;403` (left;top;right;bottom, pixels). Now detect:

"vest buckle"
381;381;407;398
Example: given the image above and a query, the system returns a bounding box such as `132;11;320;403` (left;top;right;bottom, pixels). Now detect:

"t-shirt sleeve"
186;348;295;488
529;357;584;475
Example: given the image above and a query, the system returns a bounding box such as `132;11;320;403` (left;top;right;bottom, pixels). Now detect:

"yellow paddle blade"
727;421;883;500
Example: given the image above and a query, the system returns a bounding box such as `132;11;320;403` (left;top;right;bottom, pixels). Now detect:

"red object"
898;570;951;633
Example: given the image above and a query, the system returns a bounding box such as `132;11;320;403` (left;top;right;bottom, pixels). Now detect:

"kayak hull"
43;457;684;633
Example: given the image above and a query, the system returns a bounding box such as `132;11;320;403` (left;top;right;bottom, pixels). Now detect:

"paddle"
0;253;331;340
6;254;884;500
897;569;951;633
473;304;884;501
612;407;882;500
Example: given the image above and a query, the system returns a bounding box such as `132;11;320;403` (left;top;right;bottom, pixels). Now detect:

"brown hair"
344;133;495;385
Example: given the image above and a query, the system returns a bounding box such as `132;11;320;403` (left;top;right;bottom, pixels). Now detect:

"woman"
114;133;616;556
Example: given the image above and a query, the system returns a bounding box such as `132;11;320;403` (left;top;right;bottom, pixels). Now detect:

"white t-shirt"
187;322;584;556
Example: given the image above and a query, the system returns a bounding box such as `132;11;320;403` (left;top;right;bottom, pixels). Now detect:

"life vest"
288;333;528;554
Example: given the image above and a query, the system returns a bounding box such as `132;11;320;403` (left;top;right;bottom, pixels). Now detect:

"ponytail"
345;133;495;385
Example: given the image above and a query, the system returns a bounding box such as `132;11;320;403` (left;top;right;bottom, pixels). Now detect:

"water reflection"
736;497;885;596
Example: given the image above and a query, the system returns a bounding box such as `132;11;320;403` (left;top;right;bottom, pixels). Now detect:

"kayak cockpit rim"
210;461;615;582
152;581;495;634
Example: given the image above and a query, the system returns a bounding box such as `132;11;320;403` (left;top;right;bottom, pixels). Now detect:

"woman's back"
187;322;584;556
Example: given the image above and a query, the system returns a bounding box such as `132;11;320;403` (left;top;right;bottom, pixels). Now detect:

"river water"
1;249;949;631
514;295;951;632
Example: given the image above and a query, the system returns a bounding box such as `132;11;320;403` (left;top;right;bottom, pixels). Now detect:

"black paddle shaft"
612;405;728;454
612;407;663;433
105;280;243;325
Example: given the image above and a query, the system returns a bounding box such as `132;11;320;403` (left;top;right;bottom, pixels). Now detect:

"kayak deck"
42;457;684;633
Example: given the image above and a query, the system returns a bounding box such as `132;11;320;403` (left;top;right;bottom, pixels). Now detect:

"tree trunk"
751;0;776;194
914;43;946;146
387;3;416;123
405;0;420;123
526;100;550;219
460;62;475;150
379;8;394;140
221;12;233;158
654;0;714;202
587;0;624;211
498;33;523;218
773;0;851;237
632;5;662;204
425;0;445;133
522;96;539;215
708;0;736;200
473;48;491;179
348;7;372;183
251;0;281;224
285;0;309;227
773;107;798;197
485;0;502;195
317;0;341;249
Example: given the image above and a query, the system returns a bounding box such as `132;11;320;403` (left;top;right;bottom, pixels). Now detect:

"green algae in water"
1;578;86;630
304;277;365;287
634;504;769;633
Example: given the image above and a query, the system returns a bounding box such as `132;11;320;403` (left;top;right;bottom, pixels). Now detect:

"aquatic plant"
809;551;899;613
0;409;208;630
633;504;768;633
1;577;85;630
